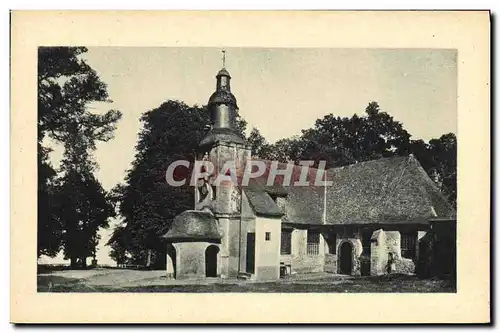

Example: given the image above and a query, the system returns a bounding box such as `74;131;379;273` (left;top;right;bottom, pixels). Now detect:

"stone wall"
324;254;337;273
197;142;250;215
349;238;363;276
217;217;230;278
335;226;424;276
280;226;369;275
174;241;219;280
218;213;256;278
394;257;415;274
280;228;326;274
371;228;425;275
278;225;427;276
227;217;243;278
370;229;387;276
335;227;363;276
322;231;336;273
372;230;417;275
385;231;402;260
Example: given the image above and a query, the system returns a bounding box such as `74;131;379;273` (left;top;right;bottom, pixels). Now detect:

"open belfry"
163;52;456;281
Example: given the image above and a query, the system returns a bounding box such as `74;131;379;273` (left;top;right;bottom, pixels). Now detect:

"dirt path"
38;268;455;293
39;268;167;287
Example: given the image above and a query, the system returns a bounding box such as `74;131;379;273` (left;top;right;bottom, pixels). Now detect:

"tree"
112;100;247;265
107;225;130;267
37;47;122;262
258;101;456;207
266;136;306;164
428;133;457;206
288;101;411;168
37;143;61;257
111;100;250;265
55;168;115;267
113;100;202;265
38;47;121;143
408;134;457;207
247;128;273;159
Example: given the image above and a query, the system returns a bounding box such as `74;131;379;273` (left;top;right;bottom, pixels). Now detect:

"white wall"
254;216;281;280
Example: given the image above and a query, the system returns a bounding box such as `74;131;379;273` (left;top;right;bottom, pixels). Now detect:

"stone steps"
237;272;253;280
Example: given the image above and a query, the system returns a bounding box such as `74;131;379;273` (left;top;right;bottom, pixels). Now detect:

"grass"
38;273;456;293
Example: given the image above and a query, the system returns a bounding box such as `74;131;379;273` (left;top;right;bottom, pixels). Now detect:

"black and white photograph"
10;10;490;324
37;47;457;293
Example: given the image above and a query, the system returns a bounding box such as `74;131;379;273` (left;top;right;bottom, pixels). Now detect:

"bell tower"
196;51;250;214
195;51;251;278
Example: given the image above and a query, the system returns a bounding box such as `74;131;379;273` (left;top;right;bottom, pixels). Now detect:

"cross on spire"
222;50;226;68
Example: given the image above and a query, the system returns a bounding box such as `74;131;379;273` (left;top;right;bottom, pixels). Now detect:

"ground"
37;268;456;293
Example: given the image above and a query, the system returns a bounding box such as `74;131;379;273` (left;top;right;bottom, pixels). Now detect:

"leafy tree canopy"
37;47;122;264
251;101;456;205
110;100;246;265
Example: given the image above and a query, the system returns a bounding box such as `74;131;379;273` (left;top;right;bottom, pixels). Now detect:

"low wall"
280;229;327;275
324;254;337;273
370;229;387;276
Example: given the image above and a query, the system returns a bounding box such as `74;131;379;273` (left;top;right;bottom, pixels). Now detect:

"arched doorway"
339;242;353;275
205;245;219;277
166;244;176;279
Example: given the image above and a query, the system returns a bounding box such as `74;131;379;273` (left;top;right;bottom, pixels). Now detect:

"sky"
41;47;457;266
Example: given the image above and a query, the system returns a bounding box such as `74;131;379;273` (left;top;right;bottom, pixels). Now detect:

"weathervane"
222;50;226;68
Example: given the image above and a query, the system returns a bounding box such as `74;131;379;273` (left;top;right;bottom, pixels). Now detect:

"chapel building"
162;65;456;280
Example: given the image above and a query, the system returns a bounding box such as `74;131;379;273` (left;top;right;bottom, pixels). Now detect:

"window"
265;232;271;241
326;233;337;254
362;231;372;256
307;231;320;255
281;230;292;255
401;231;417;259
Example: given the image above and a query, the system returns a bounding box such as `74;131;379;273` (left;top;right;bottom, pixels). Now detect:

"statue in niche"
197;152;214;207
197;179;211;203
229;186;241;212
197;174;215;205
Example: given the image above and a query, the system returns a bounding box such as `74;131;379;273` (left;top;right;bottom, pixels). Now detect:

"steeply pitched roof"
245;189;283;217
208;89;237;107
282;185;325;224
162;210;222;242
246;159;324;197
323;155;455;225
247;173;288;197
282;155;455;225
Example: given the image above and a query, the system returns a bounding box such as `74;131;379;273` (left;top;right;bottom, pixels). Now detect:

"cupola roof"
208;89;237;106
162;210;222;242
216;67;231;78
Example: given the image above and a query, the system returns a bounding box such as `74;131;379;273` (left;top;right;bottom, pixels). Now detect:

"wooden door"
246;233;255;274
339;242;353;275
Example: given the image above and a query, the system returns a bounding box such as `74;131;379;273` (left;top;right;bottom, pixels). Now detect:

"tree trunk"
70;256;78;269
80;256;87;269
